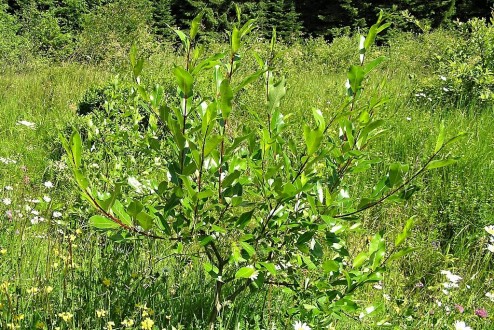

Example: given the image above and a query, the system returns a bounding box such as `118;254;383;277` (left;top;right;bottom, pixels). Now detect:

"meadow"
1;19;494;330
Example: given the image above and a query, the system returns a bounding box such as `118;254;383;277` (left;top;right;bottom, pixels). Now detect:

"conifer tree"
150;0;175;39
258;0;301;39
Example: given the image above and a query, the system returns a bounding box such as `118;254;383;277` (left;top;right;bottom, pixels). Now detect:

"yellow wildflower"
140;317;154;330
121;319;135;327
44;286;53;294
75;228;82;235
14;314;24;321
102;278;111;287
35;321;46;329
6;323;20;329
58;312;73;322
96;309;108;318
0;248;6;255
27;287;39;294
106;321;115;330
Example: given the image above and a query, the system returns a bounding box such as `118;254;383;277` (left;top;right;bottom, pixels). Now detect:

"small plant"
61;9;463;328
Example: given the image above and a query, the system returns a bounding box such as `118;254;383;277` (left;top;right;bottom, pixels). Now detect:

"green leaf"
211;224;226;234
426;159;458;170
377;22;391;34
369;232;385;269
173;66;193;97
302;255;316;270
222;170;240;188
190;11;204;40
98;182;122;212
200;235;213;246
231;243;246;263
268;76;286;110
435;120;446;153
322;260;340;273
259;262;277;276
239;19;256;38
233;69;265;93
74;169;89;190
395;217;415;247
111;200;132;226
240;241;256;257
136;212;154;231
387;163;408;188
353;251;368;268
357;119;385;148
129;43;137;67
203;262;219;277
444;132;467;147
231;27;240;54
90;215;120;230
235;267;255;279
270;27;276;52
363;56;386;74
297;231;315;245
173;29;189;50
303;126;323;155
133;58;144;78
191;53;225;76
347;65;365;94
220;79;233;120
70;131;82;168
204;135;223;157
389;247;418;262
236;210;254;229
312;108;325;132
127;200;144;217
369;232;384;254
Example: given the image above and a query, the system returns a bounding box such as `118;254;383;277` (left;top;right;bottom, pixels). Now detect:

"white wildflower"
2;198;12;205
340;189;349;198
454;321;472;330
484;225;494;236
43;195;51;203
293;321;311;330
0;157;17;164
52;211;63;218
440;270;462;283
4;186;13;191
44;181;54;188
16;120;36;129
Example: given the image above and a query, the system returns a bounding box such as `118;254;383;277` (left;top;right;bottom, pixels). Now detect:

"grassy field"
1;30;494;330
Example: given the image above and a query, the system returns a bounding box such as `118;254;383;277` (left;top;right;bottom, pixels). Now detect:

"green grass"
1;31;494;329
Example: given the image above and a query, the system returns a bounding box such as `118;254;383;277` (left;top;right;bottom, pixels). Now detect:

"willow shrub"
61;10;463;329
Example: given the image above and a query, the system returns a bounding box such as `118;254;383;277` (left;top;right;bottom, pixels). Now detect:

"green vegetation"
1;2;494;330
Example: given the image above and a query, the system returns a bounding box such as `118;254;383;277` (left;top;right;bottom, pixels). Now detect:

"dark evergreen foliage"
1;0;493;58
